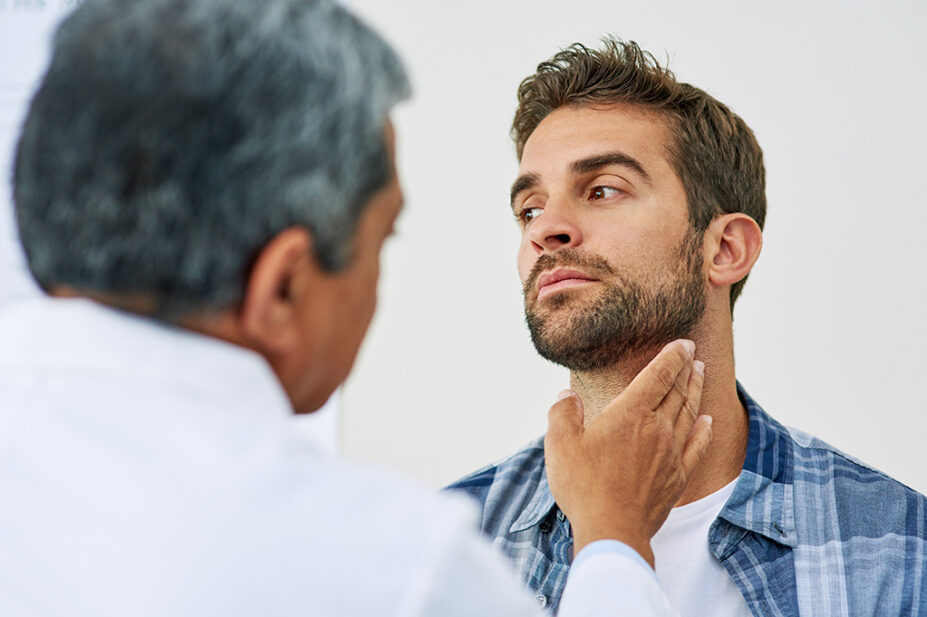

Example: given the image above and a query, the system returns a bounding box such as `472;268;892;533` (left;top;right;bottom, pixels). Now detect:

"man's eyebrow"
510;173;539;208
570;151;652;185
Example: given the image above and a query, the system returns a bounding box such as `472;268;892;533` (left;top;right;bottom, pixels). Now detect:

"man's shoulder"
444;436;552;534
325;456;482;533
0;423;484;615
783;424;927;527
741;384;926;507
446;435;546;492
786;424;896;476
741;395;927;573
756;423;927;614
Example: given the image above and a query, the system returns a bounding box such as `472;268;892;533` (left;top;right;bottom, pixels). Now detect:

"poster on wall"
0;0;338;453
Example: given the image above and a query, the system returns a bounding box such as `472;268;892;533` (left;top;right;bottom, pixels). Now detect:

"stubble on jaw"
523;230;706;372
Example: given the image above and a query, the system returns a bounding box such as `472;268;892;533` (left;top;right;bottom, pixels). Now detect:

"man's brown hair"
512;37;766;310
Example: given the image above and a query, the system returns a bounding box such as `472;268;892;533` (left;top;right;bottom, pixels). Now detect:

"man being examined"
448;37;927;616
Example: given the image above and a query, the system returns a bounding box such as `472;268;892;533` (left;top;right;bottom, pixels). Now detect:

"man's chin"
531;338;618;372
525;309;682;372
525;315;623;371
529;330;666;372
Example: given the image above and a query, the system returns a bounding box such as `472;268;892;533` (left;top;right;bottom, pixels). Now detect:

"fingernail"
704;415;713;427
681;339;695;356
557;389;575;401
693;360;705;375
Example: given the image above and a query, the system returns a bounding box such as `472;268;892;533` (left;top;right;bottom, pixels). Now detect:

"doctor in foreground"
0;1;711;615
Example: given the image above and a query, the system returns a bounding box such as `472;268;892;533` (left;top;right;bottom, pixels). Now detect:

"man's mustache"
523;249;618;297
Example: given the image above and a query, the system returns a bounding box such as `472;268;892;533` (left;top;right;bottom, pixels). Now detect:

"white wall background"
339;0;927;493
3;2;926;494
0;2;69;303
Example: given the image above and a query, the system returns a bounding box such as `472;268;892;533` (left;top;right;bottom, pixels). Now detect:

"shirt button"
536;594;548;608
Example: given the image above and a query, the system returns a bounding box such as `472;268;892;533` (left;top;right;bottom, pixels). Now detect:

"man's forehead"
519;104;670;167
511;105;673;198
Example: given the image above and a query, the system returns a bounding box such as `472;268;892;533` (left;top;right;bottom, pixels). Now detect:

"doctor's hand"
544;339;713;568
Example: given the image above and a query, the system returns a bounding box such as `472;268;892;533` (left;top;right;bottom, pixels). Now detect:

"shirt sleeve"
558;540;681;617
403;522;542;617
408;526;679;617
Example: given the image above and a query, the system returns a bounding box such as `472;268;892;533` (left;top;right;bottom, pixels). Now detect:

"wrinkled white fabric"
0;297;677;617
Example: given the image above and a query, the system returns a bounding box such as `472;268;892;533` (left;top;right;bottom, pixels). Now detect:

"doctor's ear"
705;213;763;290
239;227;318;356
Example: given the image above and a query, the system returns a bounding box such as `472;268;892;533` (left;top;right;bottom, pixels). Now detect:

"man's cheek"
516;252;534;289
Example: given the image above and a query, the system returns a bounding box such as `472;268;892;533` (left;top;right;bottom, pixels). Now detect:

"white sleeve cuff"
559;540;678;617
572;539;654;575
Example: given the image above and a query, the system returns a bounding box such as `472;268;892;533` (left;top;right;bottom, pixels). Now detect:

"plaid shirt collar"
718;383;799;548
508;383;799;547
509;460;554;533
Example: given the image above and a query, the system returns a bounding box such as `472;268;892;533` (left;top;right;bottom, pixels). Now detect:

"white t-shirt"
651;479;752;617
0;297;677;617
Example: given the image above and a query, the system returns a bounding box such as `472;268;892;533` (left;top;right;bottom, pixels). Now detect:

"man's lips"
536;268;598;300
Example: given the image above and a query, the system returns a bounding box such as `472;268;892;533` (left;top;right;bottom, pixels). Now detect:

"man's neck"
568;330;749;506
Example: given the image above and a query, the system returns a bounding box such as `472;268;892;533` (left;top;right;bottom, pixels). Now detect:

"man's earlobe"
707;214;763;288
239;227;316;355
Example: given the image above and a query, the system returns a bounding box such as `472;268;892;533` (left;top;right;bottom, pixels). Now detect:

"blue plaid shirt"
446;384;927;615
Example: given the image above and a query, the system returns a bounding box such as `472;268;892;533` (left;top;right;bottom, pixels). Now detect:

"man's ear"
705;213;763;289
239;227;318;356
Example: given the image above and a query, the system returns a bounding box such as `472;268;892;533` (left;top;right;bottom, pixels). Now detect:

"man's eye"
518;207;542;224
588;186;622;200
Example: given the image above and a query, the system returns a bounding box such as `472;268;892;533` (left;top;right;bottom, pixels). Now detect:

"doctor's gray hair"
13;0;410;317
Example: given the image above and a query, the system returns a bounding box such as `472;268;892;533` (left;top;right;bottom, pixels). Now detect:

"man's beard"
523;230;707;371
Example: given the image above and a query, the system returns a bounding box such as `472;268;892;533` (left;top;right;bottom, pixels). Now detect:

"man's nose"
527;204;583;252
